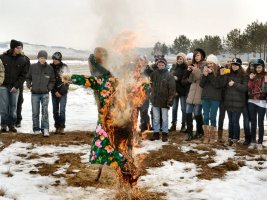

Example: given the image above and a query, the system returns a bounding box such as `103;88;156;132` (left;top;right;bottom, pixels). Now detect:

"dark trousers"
227;111;241;140
248;102;265;144
138;99;150;131
16;86;24;124
242;105;251;142
218;102;226;130
52;93;67;128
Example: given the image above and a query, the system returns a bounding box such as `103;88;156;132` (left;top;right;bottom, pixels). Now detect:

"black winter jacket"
223;71;248;112
0;50;28;90
170;63;187;96
200;73;225;101
150;68;176;108
51;62;70;95
26;62;55;94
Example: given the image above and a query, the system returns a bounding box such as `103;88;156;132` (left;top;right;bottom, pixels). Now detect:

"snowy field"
1;63;267;200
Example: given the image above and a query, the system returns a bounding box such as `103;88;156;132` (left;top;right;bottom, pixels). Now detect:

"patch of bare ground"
0;131;94;148
0;187;6;196
114;186;165;200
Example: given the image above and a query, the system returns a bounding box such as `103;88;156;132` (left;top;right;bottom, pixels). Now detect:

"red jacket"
248;73;266;100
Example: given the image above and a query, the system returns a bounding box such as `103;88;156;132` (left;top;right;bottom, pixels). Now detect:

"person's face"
187;58;192;65
249;65;255;72
194;53;202;63
226;58;232;67
177;56;184;65
231;64;240;71
13;46;22;55
255;65;263;74
157;62;166;70
53;59;60;65
38;57;46;65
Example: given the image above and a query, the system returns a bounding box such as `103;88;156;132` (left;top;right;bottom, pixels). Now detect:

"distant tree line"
152;21;267;61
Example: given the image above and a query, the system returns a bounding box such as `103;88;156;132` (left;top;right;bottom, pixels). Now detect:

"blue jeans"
31;94;49;131
152;107;168;133
227;111;241;140
248;103;265;144
186;104;202;115
201;99;220;127
172;95;186;124
242;105;251;142
52;93;67;128
0;86;19;128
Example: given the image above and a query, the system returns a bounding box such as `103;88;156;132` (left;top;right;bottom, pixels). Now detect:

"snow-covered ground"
1;63;267;200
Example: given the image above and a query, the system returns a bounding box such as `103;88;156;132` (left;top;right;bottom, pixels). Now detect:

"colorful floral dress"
71;74;126;167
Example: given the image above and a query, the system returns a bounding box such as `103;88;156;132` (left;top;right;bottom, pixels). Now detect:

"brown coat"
0;60;4;85
186;67;203;104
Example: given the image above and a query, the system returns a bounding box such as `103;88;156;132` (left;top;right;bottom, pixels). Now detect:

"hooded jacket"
51;62;70;95
150;68;176;108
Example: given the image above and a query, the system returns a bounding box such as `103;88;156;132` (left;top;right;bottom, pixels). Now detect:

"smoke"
90;0;145;127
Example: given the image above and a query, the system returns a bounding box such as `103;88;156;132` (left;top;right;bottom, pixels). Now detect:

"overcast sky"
0;0;266;50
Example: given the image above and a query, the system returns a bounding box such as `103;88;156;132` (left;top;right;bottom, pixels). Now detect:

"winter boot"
162;132;168;142
180;122;187;133
202;125;210;144
150;132;160;141
217;129;224;143
209;126;216;144
195;115;204;139
185;113;193;141
168;122;176;132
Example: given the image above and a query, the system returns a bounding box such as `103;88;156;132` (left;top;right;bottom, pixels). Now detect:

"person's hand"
55;91;62;98
174;76;178;80
249;73;256;80
228;80;234;86
10;87;17;93
187;65;193;71
207;68;212;73
220;68;225;75
203;69;209;76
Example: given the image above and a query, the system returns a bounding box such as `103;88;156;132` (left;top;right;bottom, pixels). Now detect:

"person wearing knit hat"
150;57;176;142
37;50;48;59
26;51;55;137
186;52;193;65
200;54;224;144
169;52;188;132
50;52;70;134
0;39;28;133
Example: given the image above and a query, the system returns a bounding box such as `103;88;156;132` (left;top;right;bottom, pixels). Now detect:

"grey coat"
26;62;55;94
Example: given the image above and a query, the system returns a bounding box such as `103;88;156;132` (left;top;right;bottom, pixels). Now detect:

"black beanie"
10;39;22;49
37;50;48;59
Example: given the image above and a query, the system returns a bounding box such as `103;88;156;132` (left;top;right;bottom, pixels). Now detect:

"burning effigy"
67;47;149;186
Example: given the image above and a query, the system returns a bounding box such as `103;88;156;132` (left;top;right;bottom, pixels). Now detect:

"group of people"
1;39;267;151
0;39;69;137
142;48;267;150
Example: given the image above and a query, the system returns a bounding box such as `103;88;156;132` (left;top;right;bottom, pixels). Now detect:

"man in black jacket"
26;50;55;137
0;40;28;133
50;52;70;134
16;42;31;128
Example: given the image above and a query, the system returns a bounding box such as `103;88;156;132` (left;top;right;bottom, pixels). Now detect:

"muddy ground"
1;130;267;200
